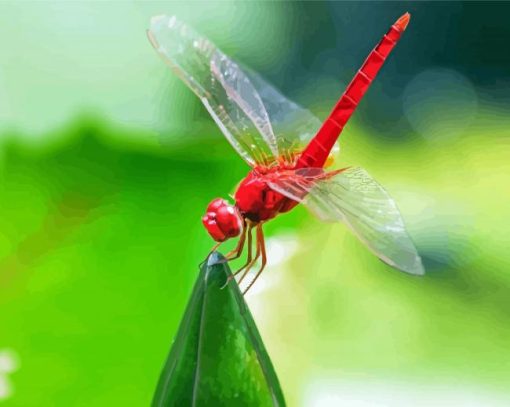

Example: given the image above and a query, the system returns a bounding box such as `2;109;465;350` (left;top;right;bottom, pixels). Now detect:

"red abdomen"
296;13;410;169
235;170;296;222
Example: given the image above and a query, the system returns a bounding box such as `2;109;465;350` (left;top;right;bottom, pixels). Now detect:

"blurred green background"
1;1;510;406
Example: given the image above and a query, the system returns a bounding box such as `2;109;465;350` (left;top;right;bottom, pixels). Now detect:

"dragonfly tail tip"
395;12;411;32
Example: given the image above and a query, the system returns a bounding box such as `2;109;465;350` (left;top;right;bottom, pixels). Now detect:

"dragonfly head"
202;198;243;242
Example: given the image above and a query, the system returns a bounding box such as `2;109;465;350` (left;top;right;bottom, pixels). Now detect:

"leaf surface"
153;252;285;406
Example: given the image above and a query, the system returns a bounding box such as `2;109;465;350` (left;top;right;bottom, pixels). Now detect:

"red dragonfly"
148;13;424;293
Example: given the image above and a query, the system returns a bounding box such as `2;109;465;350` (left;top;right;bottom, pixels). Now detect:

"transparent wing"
244;68;340;166
267;167;424;275
148;15;279;166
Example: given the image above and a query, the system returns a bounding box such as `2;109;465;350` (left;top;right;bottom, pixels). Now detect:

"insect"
148;13;424;293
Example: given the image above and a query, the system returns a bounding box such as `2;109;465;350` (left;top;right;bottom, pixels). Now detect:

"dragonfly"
148;12;424;293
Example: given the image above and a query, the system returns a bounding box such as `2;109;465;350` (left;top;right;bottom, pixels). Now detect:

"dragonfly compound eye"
202;198;243;242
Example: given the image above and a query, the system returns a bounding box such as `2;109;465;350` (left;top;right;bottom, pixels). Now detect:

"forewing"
245;69;340;166
267;167;424;275
148;15;279;166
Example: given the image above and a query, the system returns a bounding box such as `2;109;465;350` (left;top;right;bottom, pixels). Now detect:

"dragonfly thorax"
234;170;298;223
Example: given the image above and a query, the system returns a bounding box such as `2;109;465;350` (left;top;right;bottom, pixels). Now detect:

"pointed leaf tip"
206;250;224;267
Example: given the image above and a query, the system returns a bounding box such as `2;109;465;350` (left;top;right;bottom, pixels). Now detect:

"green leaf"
152;252;286;407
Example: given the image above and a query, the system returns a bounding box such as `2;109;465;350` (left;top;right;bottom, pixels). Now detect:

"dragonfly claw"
220;274;235;289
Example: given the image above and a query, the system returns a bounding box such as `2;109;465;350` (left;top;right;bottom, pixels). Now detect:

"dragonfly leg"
231;224;254;277
221;223;253;288
210;241;222;253
243;224;267;295
223;220;248;261
237;226;262;287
